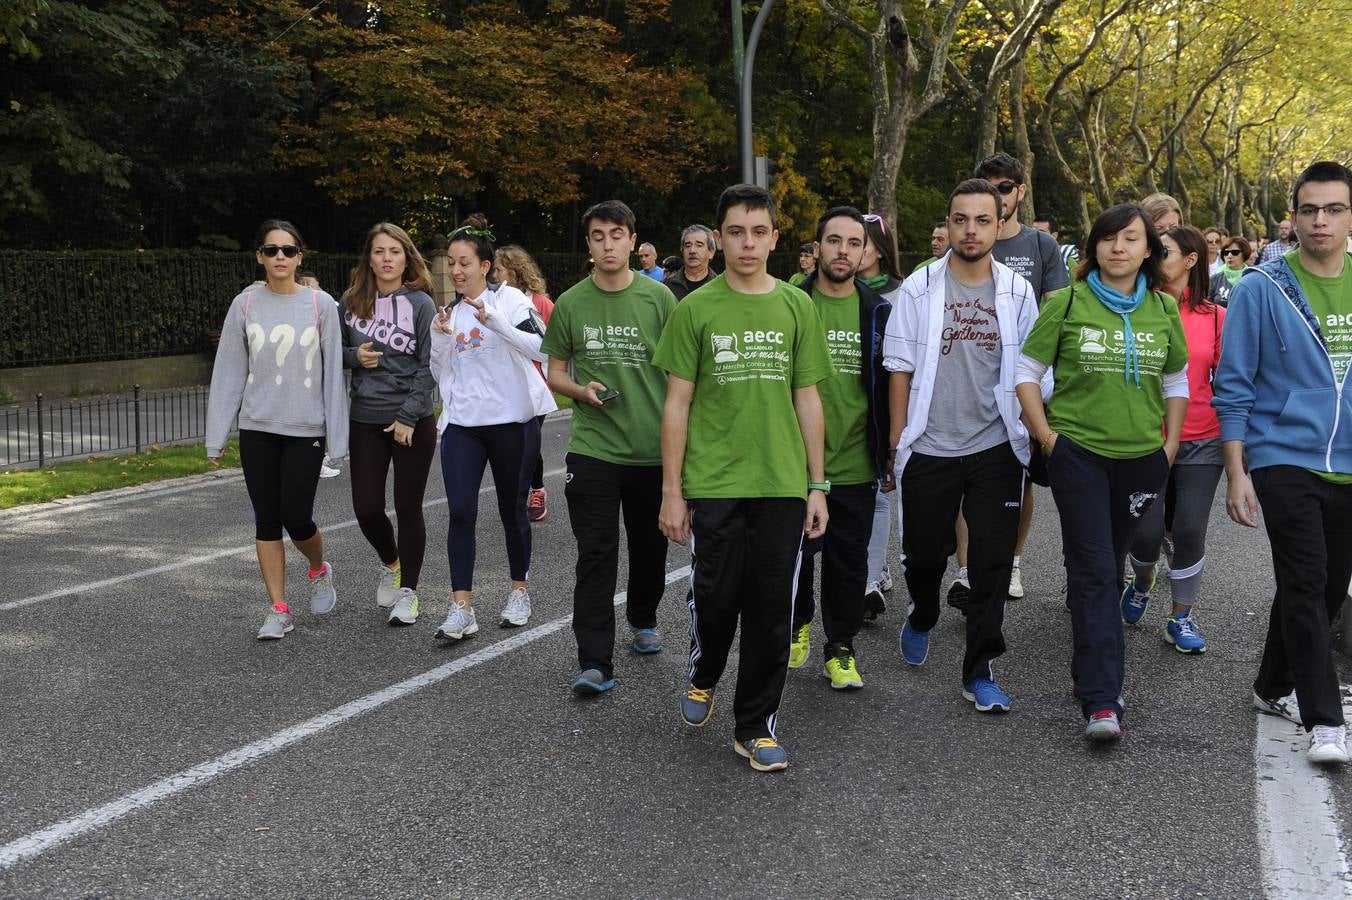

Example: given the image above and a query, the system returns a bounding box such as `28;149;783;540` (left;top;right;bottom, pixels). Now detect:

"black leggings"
531;414;546;489
239;429;325;542
349;417;437;589
440;420;541;591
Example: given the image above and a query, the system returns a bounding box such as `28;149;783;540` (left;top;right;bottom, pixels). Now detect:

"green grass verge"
0;441;241;509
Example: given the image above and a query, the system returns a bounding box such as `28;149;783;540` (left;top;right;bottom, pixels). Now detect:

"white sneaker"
376;564;401;608
1309;725;1349;764
501;587;531;627
319;455;341;478
388;587;419;626
1008;565;1024;599
435;603;478;641
308;562;337;615
879;567;893;593
1253;690;1302;726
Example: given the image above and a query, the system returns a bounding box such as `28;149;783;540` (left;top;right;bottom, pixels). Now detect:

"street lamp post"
738;0;777;187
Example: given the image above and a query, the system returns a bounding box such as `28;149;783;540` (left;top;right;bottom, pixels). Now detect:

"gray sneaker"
435;604;478;641
500;587;531;627
1253;690;1302;725
376;564;401;608
257;609;294;640
309;562;337;615
630;626;663;654
388;587;419;626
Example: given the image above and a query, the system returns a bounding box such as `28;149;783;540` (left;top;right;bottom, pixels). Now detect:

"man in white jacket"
883;179;1039;713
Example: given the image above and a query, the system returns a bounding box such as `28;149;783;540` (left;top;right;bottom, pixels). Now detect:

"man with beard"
664;224;718;300
787;206;893;689
884;179;1039;713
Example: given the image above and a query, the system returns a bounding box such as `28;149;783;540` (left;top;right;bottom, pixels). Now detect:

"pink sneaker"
527;487;548;522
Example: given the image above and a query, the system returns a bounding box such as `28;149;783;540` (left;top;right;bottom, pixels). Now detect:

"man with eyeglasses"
1214;160;1352;766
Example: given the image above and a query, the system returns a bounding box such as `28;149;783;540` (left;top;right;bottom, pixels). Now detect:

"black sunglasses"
259;244;301;258
993;181;1019;195
1222;248;1244;257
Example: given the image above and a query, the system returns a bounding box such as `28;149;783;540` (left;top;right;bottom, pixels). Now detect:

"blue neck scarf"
1086;270;1147;385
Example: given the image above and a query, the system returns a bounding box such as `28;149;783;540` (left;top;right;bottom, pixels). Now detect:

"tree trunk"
1010;58;1035;222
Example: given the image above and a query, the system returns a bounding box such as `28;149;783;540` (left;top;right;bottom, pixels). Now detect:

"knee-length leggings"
239;429;324;542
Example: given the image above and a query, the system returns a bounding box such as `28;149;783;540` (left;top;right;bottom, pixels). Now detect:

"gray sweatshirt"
205;285;349;459
340;287;437;426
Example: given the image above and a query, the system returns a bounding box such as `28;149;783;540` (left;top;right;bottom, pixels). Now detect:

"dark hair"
799;242;814;254
1073;204;1165;290
1163;225;1211;312
255;219;304;251
1035;212;1059;233
973;152;1024;185
861;214;901;280
661;255;681;272
715;183;776;229
1291;160;1352;210
932;220;947;230
815;205;865;243
1221;234;1253;260
581;200;636;235
448;212;495;264
948;178;1003;218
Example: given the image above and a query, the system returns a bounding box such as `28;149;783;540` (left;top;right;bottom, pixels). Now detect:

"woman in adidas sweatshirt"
205;219;349;642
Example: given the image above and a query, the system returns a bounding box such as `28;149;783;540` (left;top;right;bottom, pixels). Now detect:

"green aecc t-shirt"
810;286;875;484
1022;281;1187;459
650;275;833;499
1288;250;1352;482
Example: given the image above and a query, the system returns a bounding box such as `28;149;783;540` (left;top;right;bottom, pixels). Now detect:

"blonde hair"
344;222;434;320
1140;192;1183;225
495;245;548;296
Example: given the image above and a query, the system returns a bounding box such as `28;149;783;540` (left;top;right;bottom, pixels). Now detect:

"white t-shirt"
439;284;546;427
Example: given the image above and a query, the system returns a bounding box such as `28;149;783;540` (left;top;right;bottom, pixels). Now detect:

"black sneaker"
946;576;971;613
863;583;886;624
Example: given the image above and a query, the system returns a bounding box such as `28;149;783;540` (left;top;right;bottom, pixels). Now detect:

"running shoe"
1008;565;1025;600
863;583;886;623
500;587;531;627
257;609;294;640
946;575;971;612
1164;613;1207;654
527;487;548;523
680;684;715;726
308;562;337;615
788;623;811;669
899;621;929;666
571;668;615;695
319;456;341;478
1085;710;1123;742
1309;725;1349;765
879;567;893;593
734;737;788;772
629;626;663;654
1253;690;1302;725
435;603;478;641
823;644;863;690
376;564;401;609
1120;570;1154;625
388;587;419;626
963;677;1011;713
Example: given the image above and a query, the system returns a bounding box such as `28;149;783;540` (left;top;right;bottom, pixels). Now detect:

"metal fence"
1;385;211;469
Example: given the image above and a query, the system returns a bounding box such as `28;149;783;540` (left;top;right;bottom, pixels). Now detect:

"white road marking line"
0;467;566;613
0;565;691;870
1255;702;1352;897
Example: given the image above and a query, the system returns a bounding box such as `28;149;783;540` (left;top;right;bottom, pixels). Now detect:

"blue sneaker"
571;668;615;694
680;684;715;726
899;621;930;666
630;626;663;654
1165;613;1207;654
1120;572;1154;625
963;676;1011;713
734;737;788;772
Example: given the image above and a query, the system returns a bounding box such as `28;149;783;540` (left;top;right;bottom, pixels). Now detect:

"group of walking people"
204;157;1352;773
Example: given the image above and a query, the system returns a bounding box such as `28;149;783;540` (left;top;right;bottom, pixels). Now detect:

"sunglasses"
1221;248;1244;257
863;213;887;234
992;181;1019;195
259;244;301;258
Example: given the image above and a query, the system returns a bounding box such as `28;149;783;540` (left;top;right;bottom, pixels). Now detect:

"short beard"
822;261;858;284
952;244;991;264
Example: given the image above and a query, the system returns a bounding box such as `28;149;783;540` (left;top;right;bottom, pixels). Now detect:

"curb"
0;469;245;522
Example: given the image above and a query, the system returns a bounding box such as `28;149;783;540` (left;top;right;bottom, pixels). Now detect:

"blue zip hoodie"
1212;253;1352;474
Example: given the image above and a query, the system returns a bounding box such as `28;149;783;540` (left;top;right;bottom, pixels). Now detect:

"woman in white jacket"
430;214;557;641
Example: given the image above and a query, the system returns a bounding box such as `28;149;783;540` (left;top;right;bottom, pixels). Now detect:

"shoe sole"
733;742;787;772
388;611;418;626
1309;748;1350;765
1086;722;1123;742
311;597;336;615
528;512;547;522
572;678;615;695
1165;633;1207;654
501;617;529;628
632;642;663;655
826;675;864;691
257;627;292;641
435;622;479;641
963;690;1010;713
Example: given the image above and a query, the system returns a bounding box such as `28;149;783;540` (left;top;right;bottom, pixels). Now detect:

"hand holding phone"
596;388;620;404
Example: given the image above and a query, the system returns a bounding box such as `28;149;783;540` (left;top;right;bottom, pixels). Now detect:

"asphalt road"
2;415;1350;898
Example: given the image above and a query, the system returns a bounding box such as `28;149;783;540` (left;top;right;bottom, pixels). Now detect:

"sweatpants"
901;444;1023;684
1128;452;1223;607
565;453;669;679
349;416;437;589
440;419;541;592
687;498;806;742
1048;436;1168;719
1251;466;1352;730
239;428;324;542
792;482;876;653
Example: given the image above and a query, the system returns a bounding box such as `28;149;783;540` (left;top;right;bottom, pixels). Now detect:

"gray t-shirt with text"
993;224;1069;299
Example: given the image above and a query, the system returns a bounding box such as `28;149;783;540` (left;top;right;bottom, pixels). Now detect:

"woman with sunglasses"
206;220;348;640
1211;236;1252;306
341;223;439;627
858;212;905;621
430;215;556;642
1120;225;1225;654
1016;204;1189;743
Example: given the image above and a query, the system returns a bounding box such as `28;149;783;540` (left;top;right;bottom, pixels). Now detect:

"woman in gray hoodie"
206;220;349;641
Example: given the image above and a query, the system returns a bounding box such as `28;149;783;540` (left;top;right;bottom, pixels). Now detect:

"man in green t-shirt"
787;206;893;692
1214;160;1352;766
542;200;677;695
651;184;832;773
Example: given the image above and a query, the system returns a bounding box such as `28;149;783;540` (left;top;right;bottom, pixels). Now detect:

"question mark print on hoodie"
299;326;318;388
270;324;296;385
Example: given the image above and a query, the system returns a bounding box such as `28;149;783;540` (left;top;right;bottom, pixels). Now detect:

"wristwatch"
808;480;832;494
